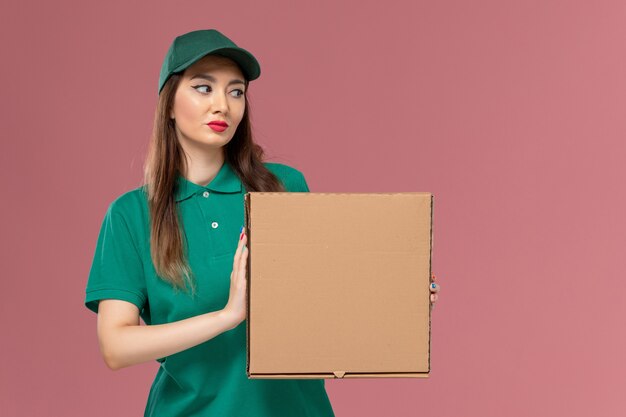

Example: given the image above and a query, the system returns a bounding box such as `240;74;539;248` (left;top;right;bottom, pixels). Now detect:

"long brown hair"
142;70;285;297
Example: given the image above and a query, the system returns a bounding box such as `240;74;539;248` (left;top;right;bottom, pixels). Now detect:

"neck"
179;143;226;187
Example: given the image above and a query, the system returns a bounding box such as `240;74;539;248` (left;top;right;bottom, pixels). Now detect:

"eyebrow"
189;73;246;86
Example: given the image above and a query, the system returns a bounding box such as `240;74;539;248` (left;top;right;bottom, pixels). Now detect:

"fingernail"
431;283;436;288
240;226;244;233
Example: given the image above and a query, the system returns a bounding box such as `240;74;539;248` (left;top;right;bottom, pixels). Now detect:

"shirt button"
211;222;219;229
202;191;210;198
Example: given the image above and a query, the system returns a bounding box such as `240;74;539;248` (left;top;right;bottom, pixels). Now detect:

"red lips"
208;120;228;127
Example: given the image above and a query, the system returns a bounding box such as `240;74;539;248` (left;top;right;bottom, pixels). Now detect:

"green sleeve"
84;202;147;314
296;171;311;192
263;162;311;192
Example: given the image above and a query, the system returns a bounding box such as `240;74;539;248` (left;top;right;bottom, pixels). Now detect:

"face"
170;54;247;151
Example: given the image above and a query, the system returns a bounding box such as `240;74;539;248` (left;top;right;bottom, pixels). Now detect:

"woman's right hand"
222;227;248;330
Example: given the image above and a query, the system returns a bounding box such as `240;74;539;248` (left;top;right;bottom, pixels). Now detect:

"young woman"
84;29;440;417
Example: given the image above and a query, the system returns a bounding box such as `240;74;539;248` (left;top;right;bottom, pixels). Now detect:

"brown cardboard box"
243;192;434;379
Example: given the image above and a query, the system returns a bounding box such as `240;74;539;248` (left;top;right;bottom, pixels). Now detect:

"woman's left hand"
430;273;440;309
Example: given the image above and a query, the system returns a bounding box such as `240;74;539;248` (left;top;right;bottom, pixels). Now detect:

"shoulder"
93;186;152;255
263;161;304;179
104;186;149;227
263;162;310;192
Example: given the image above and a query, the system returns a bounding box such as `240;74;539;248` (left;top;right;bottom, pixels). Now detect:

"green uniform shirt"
84;161;335;417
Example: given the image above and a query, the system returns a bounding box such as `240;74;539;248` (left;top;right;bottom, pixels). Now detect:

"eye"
192;85;245;98
193;85;211;94
231;89;245;98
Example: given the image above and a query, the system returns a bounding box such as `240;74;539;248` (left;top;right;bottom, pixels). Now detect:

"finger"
430;282;439;293
233;248;240;272
430;293;438;302
235;232;243;253
238;244;248;280
237;230;246;251
431;273;436;281
233;230;246;269
238;247;248;286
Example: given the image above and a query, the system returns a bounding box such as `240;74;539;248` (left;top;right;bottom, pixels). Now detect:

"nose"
211;89;229;114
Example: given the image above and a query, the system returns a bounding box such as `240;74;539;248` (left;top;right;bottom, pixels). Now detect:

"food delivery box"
243;191;434;379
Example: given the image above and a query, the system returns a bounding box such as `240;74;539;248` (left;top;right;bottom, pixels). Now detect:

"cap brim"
172;47;261;81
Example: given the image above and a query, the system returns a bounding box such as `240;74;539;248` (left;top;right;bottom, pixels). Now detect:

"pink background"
2;1;624;416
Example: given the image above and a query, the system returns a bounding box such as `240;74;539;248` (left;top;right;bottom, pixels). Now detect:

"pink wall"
2;1;624;416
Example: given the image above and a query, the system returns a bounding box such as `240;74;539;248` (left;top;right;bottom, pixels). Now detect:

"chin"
196;134;233;146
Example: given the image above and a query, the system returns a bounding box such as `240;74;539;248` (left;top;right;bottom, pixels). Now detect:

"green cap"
158;29;261;94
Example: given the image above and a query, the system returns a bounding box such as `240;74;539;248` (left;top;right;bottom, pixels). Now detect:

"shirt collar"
175;160;243;202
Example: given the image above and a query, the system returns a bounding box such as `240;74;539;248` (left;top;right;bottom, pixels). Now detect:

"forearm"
103;309;237;370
